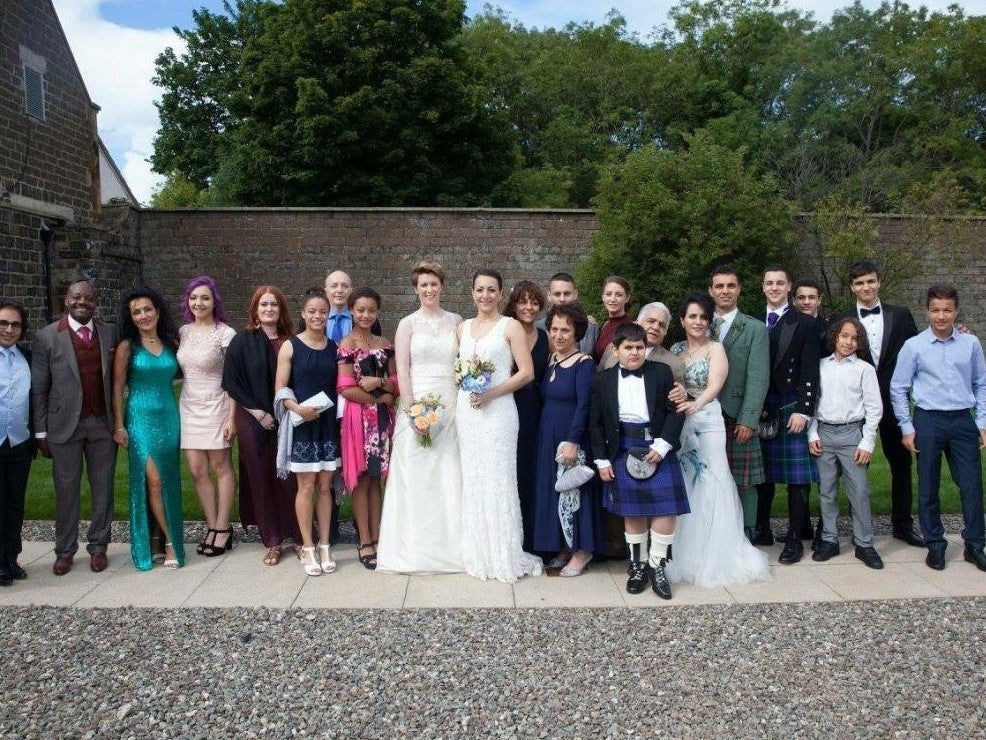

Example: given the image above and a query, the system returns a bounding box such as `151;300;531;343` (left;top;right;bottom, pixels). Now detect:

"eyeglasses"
0;320;23;330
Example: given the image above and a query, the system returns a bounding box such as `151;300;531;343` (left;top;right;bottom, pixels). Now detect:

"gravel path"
2;599;984;737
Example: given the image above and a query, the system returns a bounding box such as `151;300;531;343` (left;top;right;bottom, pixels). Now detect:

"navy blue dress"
531;355;604;553
514;328;549;552
288;336;340;472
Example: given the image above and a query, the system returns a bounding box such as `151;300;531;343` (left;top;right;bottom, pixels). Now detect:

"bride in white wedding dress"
456;270;543;583
376;261;465;574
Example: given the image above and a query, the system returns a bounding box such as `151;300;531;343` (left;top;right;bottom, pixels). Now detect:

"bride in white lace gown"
665;293;770;588
376;262;464;574
456;270;543;583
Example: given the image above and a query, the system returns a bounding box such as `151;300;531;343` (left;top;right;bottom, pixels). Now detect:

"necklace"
141;336;160;344
548;349;580;382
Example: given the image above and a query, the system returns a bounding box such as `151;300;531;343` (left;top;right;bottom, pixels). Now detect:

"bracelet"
116;427;126;432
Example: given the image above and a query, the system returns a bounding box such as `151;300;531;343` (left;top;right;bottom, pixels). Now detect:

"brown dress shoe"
53;555;73;576
90;551;109;573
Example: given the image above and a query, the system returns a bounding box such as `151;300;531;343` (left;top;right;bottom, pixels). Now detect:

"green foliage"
577;131;795;318
149;172;212;208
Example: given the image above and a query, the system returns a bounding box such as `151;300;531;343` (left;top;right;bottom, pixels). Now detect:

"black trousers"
0;438;34;562
879;414;915;530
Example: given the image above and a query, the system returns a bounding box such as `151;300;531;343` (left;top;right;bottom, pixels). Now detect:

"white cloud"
53;0;183;204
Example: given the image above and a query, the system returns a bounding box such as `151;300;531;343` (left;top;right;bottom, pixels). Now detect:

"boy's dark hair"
827;317;870;358
762;263;792;282
926;283;958;307
794;278;822;294
849;259;880;282
548;272;576;286
709;264;740;285
612;322;647;347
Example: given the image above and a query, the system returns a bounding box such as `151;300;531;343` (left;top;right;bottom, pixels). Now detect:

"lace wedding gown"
665;344;771;588
376;311;463;573
456;317;543;583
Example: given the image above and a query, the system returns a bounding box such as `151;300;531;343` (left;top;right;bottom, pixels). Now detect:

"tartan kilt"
723;416;765;488
603;433;689;518
761;393;818;484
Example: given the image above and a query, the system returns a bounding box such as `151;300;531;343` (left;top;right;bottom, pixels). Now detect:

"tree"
577;131;795;318
149;172;211;208
153;0;516;206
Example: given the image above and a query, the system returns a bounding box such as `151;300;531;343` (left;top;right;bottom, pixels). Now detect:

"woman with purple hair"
177;276;238;556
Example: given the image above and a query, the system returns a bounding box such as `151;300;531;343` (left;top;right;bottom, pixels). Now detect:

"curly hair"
118;285;179;350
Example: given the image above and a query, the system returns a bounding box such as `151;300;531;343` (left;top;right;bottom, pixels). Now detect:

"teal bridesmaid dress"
126;344;184;570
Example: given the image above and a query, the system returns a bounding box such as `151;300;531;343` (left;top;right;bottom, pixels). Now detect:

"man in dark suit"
32;280;118;575
756;265;822;564
841;259;922;546
794;278;830;348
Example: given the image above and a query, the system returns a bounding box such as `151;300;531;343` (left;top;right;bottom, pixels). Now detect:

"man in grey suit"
32;280;118;575
708;265;770;540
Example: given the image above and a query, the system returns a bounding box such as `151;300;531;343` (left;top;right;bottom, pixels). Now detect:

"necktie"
329;314;345;343
860;306;881;318
1;349;11;375
78;326;92;343
766;312;779;330
620;367;644;378
712;316;724;340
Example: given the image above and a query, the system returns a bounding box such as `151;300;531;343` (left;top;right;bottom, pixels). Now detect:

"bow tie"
860;306;881;318
620;367;644;379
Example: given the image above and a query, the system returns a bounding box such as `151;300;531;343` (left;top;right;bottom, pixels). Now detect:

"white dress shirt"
595;368;673;469
808;353;883;452
856;302;884;368
714;307;739;341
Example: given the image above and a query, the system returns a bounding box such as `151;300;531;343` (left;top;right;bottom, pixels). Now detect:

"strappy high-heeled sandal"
204;527;234;557
196;528;217;556
300;546;322;576
163;543;179;569
356;541;378;570
263;545;283;566
317;543;336;574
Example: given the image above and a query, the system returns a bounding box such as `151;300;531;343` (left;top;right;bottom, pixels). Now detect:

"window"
23;64;45;121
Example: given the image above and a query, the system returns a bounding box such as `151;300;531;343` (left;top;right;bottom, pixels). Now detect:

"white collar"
67;315;95;333
716;307;739;322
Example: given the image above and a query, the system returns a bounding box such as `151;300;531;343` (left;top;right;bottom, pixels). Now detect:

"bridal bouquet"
454;356;495;394
404;393;444;448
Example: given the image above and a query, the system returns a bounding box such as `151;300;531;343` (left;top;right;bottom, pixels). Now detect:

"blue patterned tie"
766;312;779;331
329;314;345;342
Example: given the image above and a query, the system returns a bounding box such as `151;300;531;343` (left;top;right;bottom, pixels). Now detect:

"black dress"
513;328;550;552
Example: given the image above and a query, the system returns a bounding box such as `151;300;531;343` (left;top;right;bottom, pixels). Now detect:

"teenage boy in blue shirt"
890;284;986;572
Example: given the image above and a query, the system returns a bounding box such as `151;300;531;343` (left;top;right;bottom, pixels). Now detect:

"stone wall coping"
139;207;596;215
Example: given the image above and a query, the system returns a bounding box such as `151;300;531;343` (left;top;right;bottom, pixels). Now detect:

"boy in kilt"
590;323;687;599
757;265;822;564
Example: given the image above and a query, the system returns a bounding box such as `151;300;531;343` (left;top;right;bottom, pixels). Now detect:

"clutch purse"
758;408;779;440
625;446;657;480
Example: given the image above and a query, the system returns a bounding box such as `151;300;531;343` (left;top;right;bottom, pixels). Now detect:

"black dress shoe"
926;549;946;571
963;546;986;572
649;560;673;600
5;561;26;580
893;527;925;548
626;562;649;595
751;528;774;546
854;546;884;570
811;540;840;562
778;539;804;565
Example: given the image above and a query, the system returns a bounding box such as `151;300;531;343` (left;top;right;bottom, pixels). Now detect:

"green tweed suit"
718;312;769;433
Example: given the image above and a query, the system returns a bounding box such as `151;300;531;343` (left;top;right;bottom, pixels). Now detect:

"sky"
52;0;986;205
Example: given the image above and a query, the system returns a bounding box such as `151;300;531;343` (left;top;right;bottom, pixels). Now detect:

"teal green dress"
126;344;184;570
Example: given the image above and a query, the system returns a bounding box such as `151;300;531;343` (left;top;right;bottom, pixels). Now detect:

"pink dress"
177;323;237;449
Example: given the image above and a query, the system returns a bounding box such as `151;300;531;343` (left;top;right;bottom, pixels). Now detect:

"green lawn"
22;436;976;521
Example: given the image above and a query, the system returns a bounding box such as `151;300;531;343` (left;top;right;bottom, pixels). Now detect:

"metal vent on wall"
23;64;45;121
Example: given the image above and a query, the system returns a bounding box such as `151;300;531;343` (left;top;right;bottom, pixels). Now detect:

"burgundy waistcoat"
70;327;107;418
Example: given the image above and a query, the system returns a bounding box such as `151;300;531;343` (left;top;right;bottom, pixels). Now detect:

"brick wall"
0;0;99;221
140;208;601;334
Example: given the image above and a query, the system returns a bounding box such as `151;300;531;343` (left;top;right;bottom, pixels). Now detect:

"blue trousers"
913;408;984;551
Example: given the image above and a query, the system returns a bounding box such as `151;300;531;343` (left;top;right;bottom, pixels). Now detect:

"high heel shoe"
300;546;322;576
560;551;592;578
317;543;336;574
163;543;179;569
204;527;234;557
357;541;377;570
196;528;217;556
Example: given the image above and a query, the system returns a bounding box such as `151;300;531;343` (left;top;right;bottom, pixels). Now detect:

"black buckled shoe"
963;546;986;572
811;540;840;562
649;560;672;600
926;549;946;571
854;546;884;570
778;538;804;565
626;562;649;595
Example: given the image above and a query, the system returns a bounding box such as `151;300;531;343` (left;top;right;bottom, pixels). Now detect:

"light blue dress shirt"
890;327;986;436
0;345;31;446
326;309;353;343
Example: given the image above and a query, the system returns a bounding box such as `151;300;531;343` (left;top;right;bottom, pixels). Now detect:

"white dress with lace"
376;311;464;574
665;344;771;588
456;317;543;583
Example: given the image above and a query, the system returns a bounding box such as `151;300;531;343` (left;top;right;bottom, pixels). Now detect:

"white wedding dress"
456;317;543;583
665;348;771;588
377;311;464;573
